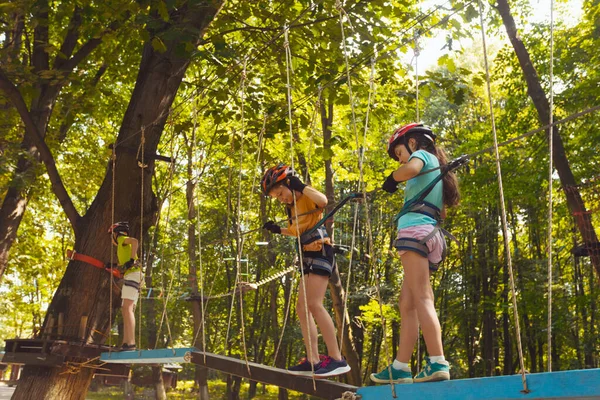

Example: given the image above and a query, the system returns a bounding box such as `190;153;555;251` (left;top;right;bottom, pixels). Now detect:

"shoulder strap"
392;155;469;224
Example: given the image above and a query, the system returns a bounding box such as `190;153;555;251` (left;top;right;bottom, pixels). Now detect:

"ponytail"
408;134;461;208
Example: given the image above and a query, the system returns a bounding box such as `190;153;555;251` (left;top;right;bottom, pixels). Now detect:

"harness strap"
393;154;469;224
300;226;329;245
302;192;363;237
408;202;441;221
67;249;123;279
302;256;333;270
123;279;141;291
393;237;429;258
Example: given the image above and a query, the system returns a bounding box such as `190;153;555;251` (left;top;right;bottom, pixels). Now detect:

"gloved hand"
262;221;282;234
104;262;118;271
124;258;138;271
286;176;306;193
382;173;399;193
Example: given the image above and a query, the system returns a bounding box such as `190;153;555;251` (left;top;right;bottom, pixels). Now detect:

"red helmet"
261;163;293;195
108;221;129;235
387;123;436;160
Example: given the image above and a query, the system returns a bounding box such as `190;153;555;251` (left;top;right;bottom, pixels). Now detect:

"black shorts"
299;244;335;277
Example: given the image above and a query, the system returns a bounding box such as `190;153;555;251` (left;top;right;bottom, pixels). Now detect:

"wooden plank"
50;342;109;359
357;368;600;400
190;351;357;400
100;348;195;364
1;351;64;367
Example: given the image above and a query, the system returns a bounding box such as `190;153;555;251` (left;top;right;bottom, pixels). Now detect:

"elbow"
317;196;328;208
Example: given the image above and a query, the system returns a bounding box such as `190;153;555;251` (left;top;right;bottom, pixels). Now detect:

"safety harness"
67;249;123;279
292;192;363;269
392;155;468;269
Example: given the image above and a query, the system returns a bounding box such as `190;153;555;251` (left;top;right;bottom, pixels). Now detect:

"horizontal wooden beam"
190;351;357;400
1;351;64;367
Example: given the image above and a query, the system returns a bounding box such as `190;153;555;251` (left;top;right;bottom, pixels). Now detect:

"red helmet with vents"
261;164;294;195
387;123;436;160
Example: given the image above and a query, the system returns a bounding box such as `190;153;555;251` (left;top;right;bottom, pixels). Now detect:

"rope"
235;57;251;374
108;147;116;351
337;0;361;358
305;88;321;183
413;26;422;375
547;0;555;372
156;266;177;353
154;135;178;351
284;25;316;388
137;127;146;354
273;265;296;366
477;0;528;392
414;29;420;122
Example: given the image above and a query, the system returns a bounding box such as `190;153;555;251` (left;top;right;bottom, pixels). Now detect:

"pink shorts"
396;225;445;265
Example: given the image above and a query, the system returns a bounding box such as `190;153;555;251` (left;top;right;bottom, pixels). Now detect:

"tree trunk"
495;0;600;280
11;2;223;399
320;94;361;385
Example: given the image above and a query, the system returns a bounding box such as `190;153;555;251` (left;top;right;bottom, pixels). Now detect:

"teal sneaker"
370;365;413;384
413;357;450;382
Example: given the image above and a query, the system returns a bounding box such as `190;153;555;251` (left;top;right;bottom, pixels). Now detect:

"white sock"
392;359;411;372
429;355;447;364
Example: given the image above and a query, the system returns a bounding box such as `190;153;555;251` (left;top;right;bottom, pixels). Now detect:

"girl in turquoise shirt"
371;123;460;384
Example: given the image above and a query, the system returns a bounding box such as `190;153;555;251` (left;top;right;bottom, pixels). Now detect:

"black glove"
286;176;306;193
262;221;282;234
123;258;137;271
104;262;117;270
382;173;399;193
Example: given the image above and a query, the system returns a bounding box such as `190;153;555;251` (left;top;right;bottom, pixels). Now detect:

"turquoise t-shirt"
397;150;443;230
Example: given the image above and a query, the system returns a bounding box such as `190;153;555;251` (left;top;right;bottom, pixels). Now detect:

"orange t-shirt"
286;193;323;237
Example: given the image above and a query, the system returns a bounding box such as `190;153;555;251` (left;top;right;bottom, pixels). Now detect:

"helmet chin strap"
404;137;413;156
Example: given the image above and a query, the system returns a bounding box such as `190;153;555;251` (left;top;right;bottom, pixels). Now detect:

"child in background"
108;221;142;351
261;164;350;378
371;123;460;383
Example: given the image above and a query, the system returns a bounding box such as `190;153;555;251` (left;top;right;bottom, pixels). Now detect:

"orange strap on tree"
66;249;123;279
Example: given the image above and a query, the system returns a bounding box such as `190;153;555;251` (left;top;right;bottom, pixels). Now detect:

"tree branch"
59;16;125;74
0;68;81;231
53;5;82;70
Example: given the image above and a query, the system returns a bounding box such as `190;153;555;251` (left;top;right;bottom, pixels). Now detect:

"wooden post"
57;313;64;337
43;315;54;338
79;316;88;341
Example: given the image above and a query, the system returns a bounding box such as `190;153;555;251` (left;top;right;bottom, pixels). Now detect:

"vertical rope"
108;147;116;351
305;88;321;183
477;0;529;392
154;151;176;349
414;29;420;122
336;0;361;357
284;25;316;388
361;54;397;397
138;126;146;354
235;58;251;373
546;0;555;373
414;27;422;374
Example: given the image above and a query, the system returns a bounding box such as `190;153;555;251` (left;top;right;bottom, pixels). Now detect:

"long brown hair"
407;133;460;208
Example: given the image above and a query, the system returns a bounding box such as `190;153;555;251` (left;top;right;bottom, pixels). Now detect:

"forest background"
0;0;598;398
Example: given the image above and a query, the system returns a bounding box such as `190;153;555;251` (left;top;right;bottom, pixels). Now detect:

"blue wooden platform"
357;368;600;399
100;347;196;364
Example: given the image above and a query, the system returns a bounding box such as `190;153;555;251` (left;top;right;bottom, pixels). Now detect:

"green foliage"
1;0;599;395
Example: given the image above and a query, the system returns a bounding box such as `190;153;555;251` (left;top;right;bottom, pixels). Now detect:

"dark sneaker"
119;343;136;352
287;357;321;376
370;364;413;384
413;357;450;382
314;356;351;378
